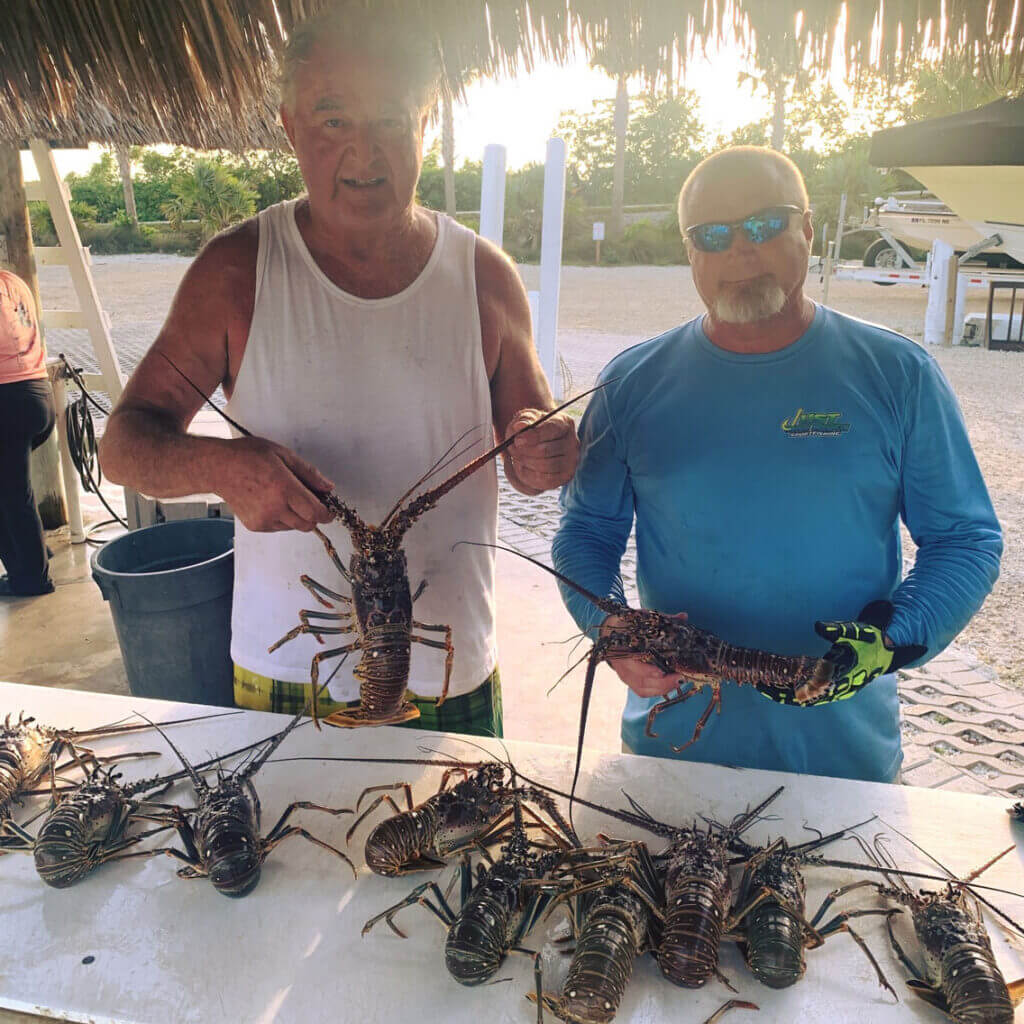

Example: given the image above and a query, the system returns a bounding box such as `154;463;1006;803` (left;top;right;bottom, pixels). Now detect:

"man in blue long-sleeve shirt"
553;146;1002;783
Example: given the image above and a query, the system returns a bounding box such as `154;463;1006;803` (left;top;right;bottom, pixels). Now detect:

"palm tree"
161;159;256;240
114;143;138;225
610;71;628;239
441;90;456;217
591;47;633;241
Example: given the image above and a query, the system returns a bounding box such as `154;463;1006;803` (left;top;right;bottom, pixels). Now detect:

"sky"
21;43;773;182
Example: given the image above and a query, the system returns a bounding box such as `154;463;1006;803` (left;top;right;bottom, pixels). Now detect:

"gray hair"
279;9;443;114
677;146;809;230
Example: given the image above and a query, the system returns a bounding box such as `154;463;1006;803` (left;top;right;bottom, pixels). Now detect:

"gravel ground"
42;255;1024;686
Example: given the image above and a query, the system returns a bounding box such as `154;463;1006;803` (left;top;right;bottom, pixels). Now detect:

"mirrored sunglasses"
686;204;805;253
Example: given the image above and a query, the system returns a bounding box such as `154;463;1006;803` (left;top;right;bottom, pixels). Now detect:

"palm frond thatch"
1;1;1021;150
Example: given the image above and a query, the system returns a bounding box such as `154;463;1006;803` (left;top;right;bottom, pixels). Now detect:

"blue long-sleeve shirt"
552;306;1002;782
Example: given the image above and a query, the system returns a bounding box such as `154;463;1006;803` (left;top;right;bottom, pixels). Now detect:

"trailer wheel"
863;238;900;285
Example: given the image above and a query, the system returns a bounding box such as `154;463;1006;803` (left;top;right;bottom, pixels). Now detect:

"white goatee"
713;278;787;324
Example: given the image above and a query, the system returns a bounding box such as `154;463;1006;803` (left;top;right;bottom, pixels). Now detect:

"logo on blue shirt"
781;407;851;437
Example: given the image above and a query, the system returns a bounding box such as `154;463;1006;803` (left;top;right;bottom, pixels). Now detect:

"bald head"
678;147;809;231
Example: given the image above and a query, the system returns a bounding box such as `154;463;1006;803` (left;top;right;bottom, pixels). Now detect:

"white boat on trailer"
869;95;1024;268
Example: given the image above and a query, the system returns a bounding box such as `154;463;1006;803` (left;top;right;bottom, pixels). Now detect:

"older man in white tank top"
99;11;578;736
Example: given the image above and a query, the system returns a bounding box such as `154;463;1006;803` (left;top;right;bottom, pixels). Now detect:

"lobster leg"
346;788;414;843
268;617;356;653
260;825;357;878
362;880;458;938
264;800;353;842
300;573;352;607
671;685;723;753
701;1001;760;1024
311;529;355;586
410;622;454;707
645;682;699;739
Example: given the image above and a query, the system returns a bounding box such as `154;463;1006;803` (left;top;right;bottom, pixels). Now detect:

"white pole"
538;138;566;399
952;272;968;345
924;240;955;345
478;144;507;247
833;192;848;265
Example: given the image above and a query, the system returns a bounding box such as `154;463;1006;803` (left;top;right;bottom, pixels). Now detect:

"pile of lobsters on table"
0;707;1022;1024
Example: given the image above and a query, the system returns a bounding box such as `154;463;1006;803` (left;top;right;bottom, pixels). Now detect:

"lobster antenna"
123;732;294;797
133;711;206;791
786;814;878;857
509;770;675;839
454;541;624;616
378;425;486;529
268;755;478;770
879;815;1009;884
386;380;614;535
240;702;314;780
154;350;253;437
448;735;516;775
964;845;1016;884
74;709;241;742
726;786;787;840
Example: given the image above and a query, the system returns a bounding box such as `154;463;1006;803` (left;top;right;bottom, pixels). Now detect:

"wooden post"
28;140;124;403
0;141;68;530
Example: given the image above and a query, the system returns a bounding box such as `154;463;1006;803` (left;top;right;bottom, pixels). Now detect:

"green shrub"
28;201;56;246
69;200;99;226
147;225;202;255
79;221;154;254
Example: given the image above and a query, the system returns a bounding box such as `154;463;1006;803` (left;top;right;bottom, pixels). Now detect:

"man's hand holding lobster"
211;435;335;534
788;599;927;706
504;407;579;496
600;611;689;698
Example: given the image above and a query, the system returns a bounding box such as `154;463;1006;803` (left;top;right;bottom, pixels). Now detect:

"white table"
0;681;1021;1023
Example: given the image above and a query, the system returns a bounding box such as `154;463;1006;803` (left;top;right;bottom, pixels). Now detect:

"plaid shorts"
233;664;503;738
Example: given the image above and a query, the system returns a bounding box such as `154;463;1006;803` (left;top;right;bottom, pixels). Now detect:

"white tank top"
225;200;497;700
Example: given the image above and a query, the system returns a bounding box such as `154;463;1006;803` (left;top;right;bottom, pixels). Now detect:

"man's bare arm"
99;222;333;533
475;238;579;496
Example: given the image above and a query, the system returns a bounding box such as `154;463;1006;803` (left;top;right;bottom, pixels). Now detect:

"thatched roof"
2;1;1023;151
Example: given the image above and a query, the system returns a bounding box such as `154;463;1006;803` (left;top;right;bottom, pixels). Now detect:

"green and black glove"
807;599;927;705
755;600;926;707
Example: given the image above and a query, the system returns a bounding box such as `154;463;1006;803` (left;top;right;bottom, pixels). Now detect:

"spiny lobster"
0;730;280;888
362;774;579;986
726;822;896;995
136;709;355;897
0;709;235;819
527;837;666;1024
159;350;604;729
453;544;831;813
847;828;1024;1024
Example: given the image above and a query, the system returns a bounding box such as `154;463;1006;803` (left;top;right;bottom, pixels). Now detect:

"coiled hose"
58;354;128;540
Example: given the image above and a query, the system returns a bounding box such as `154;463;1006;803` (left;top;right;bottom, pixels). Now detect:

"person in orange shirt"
0;270;55;596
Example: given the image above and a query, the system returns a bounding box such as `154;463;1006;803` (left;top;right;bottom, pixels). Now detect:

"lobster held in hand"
266;387;604;729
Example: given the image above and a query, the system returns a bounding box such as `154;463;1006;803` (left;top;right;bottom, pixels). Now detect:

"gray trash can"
92;518;235;706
